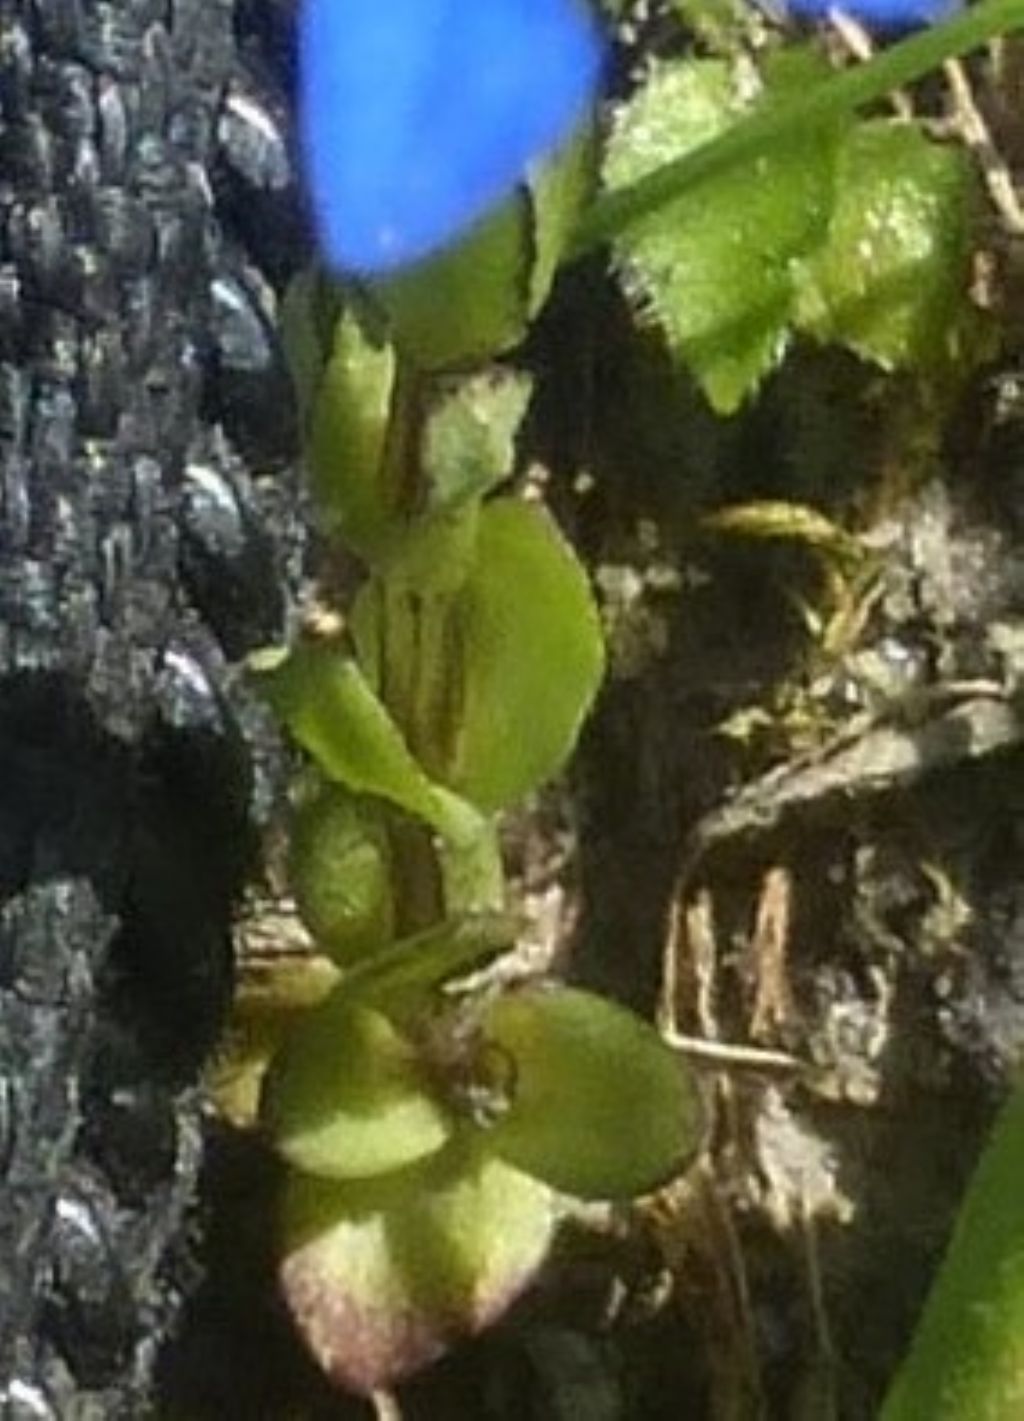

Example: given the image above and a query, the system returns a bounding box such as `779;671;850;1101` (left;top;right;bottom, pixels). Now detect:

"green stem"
880;1075;1024;1420
376;366;450;936
572;0;1024;255
381;360;427;524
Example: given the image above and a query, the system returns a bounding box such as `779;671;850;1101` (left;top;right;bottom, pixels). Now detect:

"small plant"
246;128;702;1394
232;0;1024;1402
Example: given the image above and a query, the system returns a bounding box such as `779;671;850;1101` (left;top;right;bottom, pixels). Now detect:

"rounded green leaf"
260;992;451;1181
449;497;605;811
289;785;394;965
483;986;702;1199
279;1141;556;1394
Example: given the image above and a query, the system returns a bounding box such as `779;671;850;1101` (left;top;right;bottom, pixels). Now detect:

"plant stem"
376;364;457;937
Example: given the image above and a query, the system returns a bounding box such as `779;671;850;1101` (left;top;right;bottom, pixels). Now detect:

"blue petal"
300;0;602;274
782;0;959;29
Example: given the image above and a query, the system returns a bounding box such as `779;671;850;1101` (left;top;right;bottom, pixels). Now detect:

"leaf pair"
254;495;604;824
606;51;975;412
264;981;702;1200
266;981;703;1392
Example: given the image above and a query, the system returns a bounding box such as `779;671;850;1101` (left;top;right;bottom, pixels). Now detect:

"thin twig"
371;1390;403;1421
944;56;1024;233
665;1030;806;1074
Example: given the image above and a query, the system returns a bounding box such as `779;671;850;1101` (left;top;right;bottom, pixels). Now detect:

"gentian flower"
299;0;602;273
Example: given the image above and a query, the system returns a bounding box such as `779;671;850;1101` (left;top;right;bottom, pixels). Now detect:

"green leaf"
307;311;397;557
528;120;598;316
348;497;604;812
279;1140;556;1394
368;118;594;374
337;914;515;1014
795;121;975;372
448;497;606;811
250;641;483;844
577;0;1024;258
279;268;342;429
370;196;533;371
605;52;839;413
261;993;452;1181
423;369;533;515
279;270;325;429
289;784;394;966
881;1077;1024;1421
438;817;507;917
371;502;483;605
483;986;702;1199
349;542;481;787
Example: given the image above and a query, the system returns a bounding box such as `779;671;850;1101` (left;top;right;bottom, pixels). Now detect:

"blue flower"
300;0;602;274
782;0;959;30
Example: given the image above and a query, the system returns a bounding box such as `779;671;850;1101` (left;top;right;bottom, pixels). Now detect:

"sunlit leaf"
211;954;339;1131
348;496;604;811
261;992;452;1180
289;784;394;965
484;985;703;1199
423;369;533;514
368;120;596;372
449;497;606;810
250;640;483;844
605;51;839;412
280;1140;556;1393
307;310;397;557
371;197;533;370
795;120;975;371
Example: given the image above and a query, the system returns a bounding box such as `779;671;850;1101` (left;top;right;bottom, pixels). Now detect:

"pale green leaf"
449;497;605;811
289;784;394;966
423;369;533;514
371;196;532;370
484;986;702;1199
279;1141;556;1393
250;641;483;844
605;52;838;412
261;994;452;1181
795;121;975;371
307;311;396;556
